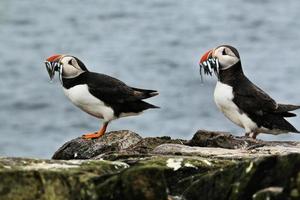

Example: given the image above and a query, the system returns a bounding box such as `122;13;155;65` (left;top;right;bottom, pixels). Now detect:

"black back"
62;72;158;117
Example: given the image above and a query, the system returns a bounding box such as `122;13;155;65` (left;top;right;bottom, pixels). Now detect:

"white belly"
214;82;257;133
63;84;115;121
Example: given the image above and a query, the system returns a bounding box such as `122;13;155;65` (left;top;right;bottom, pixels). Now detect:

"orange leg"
82;122;109;139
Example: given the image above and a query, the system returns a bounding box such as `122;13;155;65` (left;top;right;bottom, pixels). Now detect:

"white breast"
214;81;257;133
63;84;115;121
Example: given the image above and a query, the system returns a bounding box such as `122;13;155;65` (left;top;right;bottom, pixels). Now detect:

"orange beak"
46;54;63;62
199;49;213;64
198;49;219;81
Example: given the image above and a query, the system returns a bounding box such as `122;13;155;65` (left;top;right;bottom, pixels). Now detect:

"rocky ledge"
1;130;300;200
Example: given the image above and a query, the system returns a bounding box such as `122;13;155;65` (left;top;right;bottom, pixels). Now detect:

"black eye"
222;48;226;55
68;59;73;65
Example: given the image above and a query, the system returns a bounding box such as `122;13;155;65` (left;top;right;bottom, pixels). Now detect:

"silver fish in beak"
199;49;219;82
45;61;60;80
199;58;219;76
44;54;63;81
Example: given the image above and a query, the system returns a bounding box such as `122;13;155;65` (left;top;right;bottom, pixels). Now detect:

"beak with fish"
44;54;63;82
198;49;219;82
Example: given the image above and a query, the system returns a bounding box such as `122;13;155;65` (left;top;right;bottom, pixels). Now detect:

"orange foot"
82;122;108;139
82;132;104;139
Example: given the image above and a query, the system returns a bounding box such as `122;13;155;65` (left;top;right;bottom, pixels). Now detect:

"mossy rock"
0;156;235;200
0;158;129;200
183;154;300;200
2;130;300;200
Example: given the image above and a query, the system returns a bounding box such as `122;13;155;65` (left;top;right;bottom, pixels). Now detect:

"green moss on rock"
0;158;129;200
183;154;300;200
1;153;300;200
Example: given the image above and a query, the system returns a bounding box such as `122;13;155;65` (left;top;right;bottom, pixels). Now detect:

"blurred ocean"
0;0;299;158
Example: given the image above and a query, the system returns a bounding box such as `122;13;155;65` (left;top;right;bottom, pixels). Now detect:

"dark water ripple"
0;0;299;158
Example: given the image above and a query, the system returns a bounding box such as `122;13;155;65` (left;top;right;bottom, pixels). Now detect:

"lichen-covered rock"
52;130;185;160
0;158;129;200
89;155;235;200
1;154;300;200
188;130;299;149
153;143;300;159
126;136;186;154
2;130;300;200
0;156;234;200
182;153;300;200
52;130;143;159
188;129;255;149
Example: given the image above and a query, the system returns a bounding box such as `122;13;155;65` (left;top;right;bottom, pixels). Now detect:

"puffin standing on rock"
199;45;300;139
45;54;159;139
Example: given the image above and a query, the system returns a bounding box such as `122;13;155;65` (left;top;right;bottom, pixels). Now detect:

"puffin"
199;45;300;139
45;54;159;139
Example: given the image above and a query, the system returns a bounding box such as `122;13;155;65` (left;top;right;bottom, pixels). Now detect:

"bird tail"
142;101;160;109
122;100;159;114
280;119;299;133
277;104;300;112
275;104;300;117
293;129;300;134
131;87;159;99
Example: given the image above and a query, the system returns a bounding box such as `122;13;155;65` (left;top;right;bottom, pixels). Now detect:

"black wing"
86;72;158;104
233;77;278;115
233;77;299;117
232;77;300;131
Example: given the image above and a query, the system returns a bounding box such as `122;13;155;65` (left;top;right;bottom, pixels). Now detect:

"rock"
252;187;284;200
153;143;300;159
187;130;256;149
52;130;186;160
187;130;299;149
0;157;129;200
53;130;300;160
1;154;300;200
182;153;300;200
0;156;233;200
52;130;143;159
126;136;186;154
2;130;300;200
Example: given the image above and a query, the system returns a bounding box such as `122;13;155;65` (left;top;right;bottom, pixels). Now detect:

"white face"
213;46;239;70
59;55;85;78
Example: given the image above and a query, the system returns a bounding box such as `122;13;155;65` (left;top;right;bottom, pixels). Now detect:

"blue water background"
0;0;299;158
